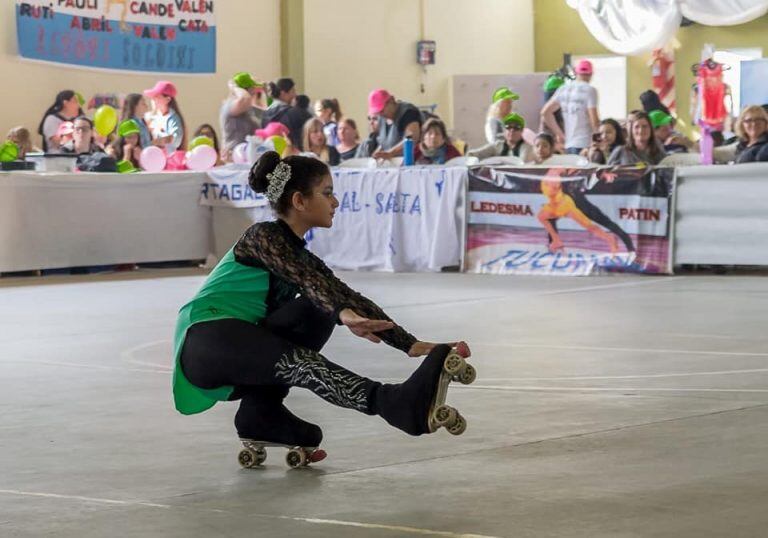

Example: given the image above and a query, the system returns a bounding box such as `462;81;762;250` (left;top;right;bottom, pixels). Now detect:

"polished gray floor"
1;269;767;538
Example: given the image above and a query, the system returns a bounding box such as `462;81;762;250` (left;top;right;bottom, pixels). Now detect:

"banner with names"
201;164;268;208
16;0;216;73
465;166;675;276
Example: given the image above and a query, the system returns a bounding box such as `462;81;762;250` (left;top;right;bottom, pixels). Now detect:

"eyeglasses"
367;116;377;121
505;125;522;131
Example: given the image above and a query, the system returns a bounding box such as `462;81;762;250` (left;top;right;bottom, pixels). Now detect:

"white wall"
302;0;535;133
0;1;280;145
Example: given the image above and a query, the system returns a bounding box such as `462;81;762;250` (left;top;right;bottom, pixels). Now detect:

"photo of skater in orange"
537;170;619;254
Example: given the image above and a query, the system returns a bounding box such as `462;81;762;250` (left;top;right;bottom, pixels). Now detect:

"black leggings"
180;297;378;433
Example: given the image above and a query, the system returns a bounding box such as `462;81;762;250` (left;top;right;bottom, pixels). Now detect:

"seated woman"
7;127;42;160
414;118;461;165
468;113;534;162
194;124;224;165
484;87;518;144
60;117;103;155
335;118;360;161
106;120;143;167
734;105;768;163
533;133;555;164
302;118;340;166
38;90;84;154
608;111;666;166
583;118;625;164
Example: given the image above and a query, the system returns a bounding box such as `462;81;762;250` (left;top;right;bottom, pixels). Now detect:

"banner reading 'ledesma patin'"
465;166;675;276
16;0;215;73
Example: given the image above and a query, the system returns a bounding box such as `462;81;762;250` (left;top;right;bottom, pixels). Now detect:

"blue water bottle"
403;135;414;166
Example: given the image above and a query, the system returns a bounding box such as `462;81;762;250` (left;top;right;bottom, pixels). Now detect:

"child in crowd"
533;133;555;164
193;124;224;165
106;120;143;167
7;127;42;159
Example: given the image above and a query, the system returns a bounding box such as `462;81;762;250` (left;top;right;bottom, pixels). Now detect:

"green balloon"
0;141;19;162
94;105;118;137
189;136;215;151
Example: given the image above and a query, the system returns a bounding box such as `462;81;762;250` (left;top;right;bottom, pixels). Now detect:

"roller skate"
237;439;327;469
372;343;475;436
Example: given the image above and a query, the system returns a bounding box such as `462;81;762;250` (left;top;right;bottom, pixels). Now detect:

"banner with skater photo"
16;0;216;73
465;166;675;276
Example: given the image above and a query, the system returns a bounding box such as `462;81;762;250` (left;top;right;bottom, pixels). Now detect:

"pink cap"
575;59;593;75
56;121;74;136
368;89;392;116
143;80;177;98
255;122;290;139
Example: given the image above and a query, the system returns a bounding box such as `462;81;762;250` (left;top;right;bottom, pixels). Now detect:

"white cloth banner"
201;165;268;208
0;171;211;272
307;167;466;272
679;0;768;26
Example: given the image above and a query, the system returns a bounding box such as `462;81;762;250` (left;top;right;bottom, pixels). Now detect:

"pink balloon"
185;144;218;171
232;142;249;164
139;146;167;173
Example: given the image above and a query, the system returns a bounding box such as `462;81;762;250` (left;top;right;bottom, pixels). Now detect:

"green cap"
116;159;139;173
502;113;525;129
492;87;519;103
543;75;566;92
233;72;259;90
649;110;674;129
0;141;19;162
117;119;141;138
75;92;85;107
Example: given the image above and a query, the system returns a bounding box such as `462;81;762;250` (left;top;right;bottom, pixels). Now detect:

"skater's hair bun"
248;151;331;215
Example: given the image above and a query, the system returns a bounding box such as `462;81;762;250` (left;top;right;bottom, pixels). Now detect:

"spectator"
734;105;768;163
219;72;264;162
355;113;380;158
468;113;534;162
533;133;555;164
649;110;690;154
194;124;224;166
608;111;666;165
61;117;103;155
336;118;360;161
583;118;625;163
314;98;342;146
38;90;84;153
414;118;461;165
7;127;41;159
120;93;153;148
541;59;599;154
55;121;75;149
144;81;187;154
368;89;422;160
106;119;142;166
262;78;307;149
485;87;519;144
292;94;314;127
302;118;340;166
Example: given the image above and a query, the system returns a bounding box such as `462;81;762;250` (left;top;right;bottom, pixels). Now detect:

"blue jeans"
566;147;585;155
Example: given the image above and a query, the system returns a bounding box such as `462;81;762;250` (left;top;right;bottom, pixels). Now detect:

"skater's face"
295;173;338;228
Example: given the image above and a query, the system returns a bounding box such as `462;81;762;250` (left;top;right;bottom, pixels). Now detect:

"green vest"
172;247;270;415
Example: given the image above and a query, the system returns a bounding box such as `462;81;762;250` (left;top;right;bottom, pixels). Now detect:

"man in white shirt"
541;60;600;155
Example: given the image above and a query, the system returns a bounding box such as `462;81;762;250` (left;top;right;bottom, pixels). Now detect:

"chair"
714;143;738;164
542;154;589;166
480;156;523;166
659;152;702;166
338;158;376;169
445;155;480;166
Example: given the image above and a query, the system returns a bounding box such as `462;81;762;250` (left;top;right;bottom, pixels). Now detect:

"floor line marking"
458;385;768;394
2;359;170;374
0;489;499;538
474;342;768;358
475;368;768;381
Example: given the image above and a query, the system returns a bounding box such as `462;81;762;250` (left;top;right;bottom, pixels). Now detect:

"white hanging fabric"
566;0;768;55
679;0;768;26
575;0;681;56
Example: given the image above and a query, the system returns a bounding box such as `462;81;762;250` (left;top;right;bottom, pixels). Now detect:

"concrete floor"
1;269;767;538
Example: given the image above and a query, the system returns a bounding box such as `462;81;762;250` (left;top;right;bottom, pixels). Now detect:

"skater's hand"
339;308;394;344
407;341;471;358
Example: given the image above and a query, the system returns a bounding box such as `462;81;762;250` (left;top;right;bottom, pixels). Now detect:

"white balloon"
679;0;768;26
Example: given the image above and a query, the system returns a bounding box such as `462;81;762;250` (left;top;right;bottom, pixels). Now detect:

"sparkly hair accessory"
266;161;291;203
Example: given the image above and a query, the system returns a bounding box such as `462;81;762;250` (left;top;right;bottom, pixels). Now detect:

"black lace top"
233;219;417;354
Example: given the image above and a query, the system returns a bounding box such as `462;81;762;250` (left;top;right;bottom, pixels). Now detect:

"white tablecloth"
0;171;211;272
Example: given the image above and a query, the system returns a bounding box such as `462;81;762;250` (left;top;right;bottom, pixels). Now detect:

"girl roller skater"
172;151;473;468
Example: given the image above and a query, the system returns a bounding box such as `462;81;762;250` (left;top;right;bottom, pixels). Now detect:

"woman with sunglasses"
469;113;534;162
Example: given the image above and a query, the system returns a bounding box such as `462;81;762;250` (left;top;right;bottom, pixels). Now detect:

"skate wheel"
433;404;458;427
444;353;466;376
458;364;476;385
238;445;267;468
447;414;467;436
286;448;307;468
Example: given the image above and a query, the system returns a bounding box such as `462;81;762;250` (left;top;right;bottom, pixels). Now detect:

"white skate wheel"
433;404;458;427
286;448;307;468
458;364;476;385
238;448;259;468
447;414;467;436
444;353;465;376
